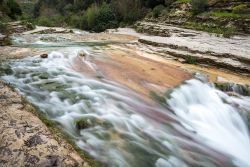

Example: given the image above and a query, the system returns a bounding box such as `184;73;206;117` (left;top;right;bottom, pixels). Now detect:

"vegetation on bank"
1;0;250;35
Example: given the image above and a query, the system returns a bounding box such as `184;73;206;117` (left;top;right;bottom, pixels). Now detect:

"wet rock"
0;34;11;46
78;51;86;57
75;117;96;129
25;134;43;147
75;117;113;130
0;64;13;76
40;54;48;59
38;73;49;79
37;81;68;92
215;82;250;96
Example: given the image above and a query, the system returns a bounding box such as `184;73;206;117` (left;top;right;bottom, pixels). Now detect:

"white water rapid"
1;36;250;167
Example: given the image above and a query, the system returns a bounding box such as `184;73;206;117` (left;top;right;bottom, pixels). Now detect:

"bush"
184;55;197;64
35;16;54;27
85;4;99;29
67;14;88;30
191;0;208;15
152;5;165;18
93;3;118;32
82;3;118;32
232;4;248;14
21;20;35;30
34;15;65;27
6;0;22;19
0;22;8;34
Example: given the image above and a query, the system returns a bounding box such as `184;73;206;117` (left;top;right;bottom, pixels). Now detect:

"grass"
202;11;250;18
176;0;191;3
184;55;197;64
184;21;236;37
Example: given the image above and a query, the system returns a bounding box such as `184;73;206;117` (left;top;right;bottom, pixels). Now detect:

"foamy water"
1;39;250;167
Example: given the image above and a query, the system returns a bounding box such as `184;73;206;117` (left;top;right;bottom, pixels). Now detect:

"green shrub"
0;22;8;34
152;5;165;18
34;15;65;27
6;0;22;19
184;55;197;64
93;3;118;32
85;4;99;29
222;27;236;38
82;3;118;32
35;16;54;27
21;20;35;30
232;4;248;14
191;0;208;15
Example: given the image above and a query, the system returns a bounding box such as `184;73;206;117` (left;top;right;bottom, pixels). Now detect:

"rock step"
138;38;250;75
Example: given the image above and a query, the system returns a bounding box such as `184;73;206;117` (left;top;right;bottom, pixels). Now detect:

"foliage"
232;4;248;14
0;0;22;20
184;22;236;37
85;4;99;29
6;0;22;19
190;0;208;15
152;5;165;18
202;11;250;18
93;3;118;32
184;55;197;64
34;15;65;27
0;21;8;34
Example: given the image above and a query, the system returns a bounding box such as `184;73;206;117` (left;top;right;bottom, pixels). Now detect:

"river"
0;29;250;167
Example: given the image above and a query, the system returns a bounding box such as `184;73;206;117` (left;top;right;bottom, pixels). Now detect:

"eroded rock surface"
132;22;250;75
0;81;89;167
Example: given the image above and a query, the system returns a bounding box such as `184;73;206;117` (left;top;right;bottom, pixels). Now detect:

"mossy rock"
215;82;250;96
33;81;69;92
75;117;113;130
38;73;49;79
57;90;89;104
149;91;166;105
0;64;13;75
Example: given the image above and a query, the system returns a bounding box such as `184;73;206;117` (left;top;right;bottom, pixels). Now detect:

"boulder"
0;34;11;46
40;54;48;58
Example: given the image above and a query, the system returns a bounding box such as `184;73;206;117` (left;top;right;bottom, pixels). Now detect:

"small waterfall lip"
167;79;250;167
1;46;250;167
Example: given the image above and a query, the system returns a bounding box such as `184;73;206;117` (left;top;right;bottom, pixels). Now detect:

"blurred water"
1;36;250;167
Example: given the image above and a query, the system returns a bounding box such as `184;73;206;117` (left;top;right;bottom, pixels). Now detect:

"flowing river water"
1;32;250;167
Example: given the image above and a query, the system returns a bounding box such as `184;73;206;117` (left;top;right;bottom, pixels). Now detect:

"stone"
78;51;86;57
40;54;48;58
25;134;43;147
0;34;11;46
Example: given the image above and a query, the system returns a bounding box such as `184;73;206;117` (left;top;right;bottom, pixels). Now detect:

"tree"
191;0;208;15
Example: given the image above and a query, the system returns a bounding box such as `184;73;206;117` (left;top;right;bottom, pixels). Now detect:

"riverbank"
115;24;250;76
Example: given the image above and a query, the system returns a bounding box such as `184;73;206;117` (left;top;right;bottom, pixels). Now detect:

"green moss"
0;63;13;76
232;4;248;14
176;0;191;3
149;91;166;105
152;5;165;18
184;55;197;64
75;117;113;130
202;11;250;18
184;22;236;37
